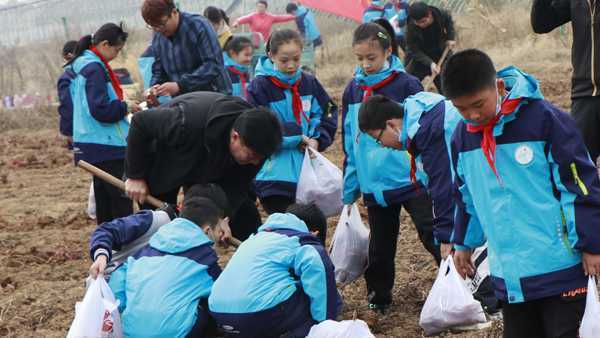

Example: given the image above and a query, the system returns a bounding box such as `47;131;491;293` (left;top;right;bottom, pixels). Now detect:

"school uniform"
293;5;322;47
451;66;600;337
138;46;171;105
57;66;76;141
342;55;440;306
362;0;387;23
208;213;342;338
224;52;251;100
70;49;132;224
248;57;337;214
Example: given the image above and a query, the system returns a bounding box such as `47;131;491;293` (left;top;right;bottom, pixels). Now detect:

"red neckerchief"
269;76;310;125
229;66;249;99
90;46;124;100
466;97;522;182
360;72;398;102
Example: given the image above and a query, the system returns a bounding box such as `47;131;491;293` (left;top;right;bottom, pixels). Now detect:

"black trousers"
502;292;586;338
406;61;443;94
93;159;133;224
572;96;600;162
364;193;441;303
260;195;296;215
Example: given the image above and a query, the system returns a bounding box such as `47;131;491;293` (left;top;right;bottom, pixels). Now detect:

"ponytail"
65;22;128;66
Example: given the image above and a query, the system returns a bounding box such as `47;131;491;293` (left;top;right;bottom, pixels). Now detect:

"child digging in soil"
224;36;254;101
445;49;600;338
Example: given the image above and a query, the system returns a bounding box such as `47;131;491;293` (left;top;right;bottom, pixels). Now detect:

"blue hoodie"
401;92;462;242
451;66;600;303
294;5;322;45
342;55;425;207
208;213;341;322
57;66;76;137
363;0;387;23
224;52;251;100
108;218;221;337
249;56;338;199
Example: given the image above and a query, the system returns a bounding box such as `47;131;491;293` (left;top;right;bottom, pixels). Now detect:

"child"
67;23;137;224
208;203;341;338
89;184;229;337
57;40;77;148
445;49;600;337
224;36;254;100
248;29;337;214
342;22;439;313
285;3;322;48
204;6;233;48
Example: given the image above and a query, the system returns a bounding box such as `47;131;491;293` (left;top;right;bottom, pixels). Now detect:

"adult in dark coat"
125;91;282;241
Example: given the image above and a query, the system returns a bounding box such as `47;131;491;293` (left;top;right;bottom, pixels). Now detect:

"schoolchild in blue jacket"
224;36;254;100
57;40;77;148
66;23;137;224
248;29;337;214
209;203;342;338
138;46;171;105
88;184;229;338
342;22;440;313
444;49;600;337
286;3;322;47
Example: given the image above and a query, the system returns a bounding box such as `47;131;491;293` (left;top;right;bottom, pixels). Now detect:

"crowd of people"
56;0;600;337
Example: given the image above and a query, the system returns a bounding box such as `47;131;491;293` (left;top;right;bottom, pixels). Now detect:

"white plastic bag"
296;148;343;217
306;319;375;338
419;256;487;336
579;276;600;338
87;182;97;220
329;204;370;285
67;277;123;338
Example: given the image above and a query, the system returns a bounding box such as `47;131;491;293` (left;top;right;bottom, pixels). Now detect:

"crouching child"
88;184;230;338
208;203;342;338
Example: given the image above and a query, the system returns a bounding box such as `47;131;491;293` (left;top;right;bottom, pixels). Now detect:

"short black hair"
62;40;77;57
185;183;230;217
224;36;253;55
353;22;394;53
285;3;298;13
408;2;431;21
286;203;327;244
358;95;404;132
204;6;230;25
180;197;223;228
442;49;497;99
233;107;283;158
257;0;268;7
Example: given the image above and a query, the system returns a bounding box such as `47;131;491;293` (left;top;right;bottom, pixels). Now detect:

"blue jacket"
401;92;462;242
389;1;409;39
208;213;341;322
249;57;338;199
57;67;76;137
342;55;425;207
451;66;600;304
294;5;321;44
138;46;171;105
362;1;387;23
224;52;251;100
70;50;129;164
108;217;221;337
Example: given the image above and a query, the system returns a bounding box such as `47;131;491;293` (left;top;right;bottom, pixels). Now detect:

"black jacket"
405;6;455;68
126;92;263;212
531;0;600;99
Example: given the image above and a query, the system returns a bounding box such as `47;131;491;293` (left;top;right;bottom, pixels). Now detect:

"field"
0;4;573;337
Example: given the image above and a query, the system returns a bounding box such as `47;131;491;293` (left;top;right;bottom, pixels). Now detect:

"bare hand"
440;243;453;260
155;82;180;97
454;249;475;279
299;135;319;154
215;217;232;247
146;86;160;107
446;40;457;49
232;20;239;28
89;255;108;279
125;178;149;204
430;62;441;76
583;252;600;276
128;100;142;113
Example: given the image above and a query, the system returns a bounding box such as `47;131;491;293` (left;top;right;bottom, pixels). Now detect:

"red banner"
298;0;370;22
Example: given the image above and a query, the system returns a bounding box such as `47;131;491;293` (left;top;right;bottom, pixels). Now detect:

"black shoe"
367;291;391;314
368;302;389;314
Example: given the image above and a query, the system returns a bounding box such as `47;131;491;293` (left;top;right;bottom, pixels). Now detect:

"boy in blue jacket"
208;203;341;338
444;49;600;337
57;40;77;148
285;3;322;47
88;184;229;338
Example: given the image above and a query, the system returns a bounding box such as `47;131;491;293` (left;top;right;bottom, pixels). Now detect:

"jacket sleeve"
442;10;456;40
150;39;168;86
341;86;361;205
108;262;128;313
89;210;157;261
176;20;224;93
311;78;338;152
415;126;454;243
235;13;254;25
271;13;296;23
293;243;341;322
406;25;434;67
531;0;571;34
450;134;486;250
126;106;188;179
546;105;600;254
80;62;127;123
57;75;73;137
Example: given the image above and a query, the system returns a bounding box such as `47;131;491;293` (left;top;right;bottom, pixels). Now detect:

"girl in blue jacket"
342;22;439;313
224;36;254;100
248;29;337;214
67;23;138;224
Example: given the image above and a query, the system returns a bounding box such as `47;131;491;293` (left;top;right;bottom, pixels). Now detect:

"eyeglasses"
146;14;171;31
375;128;385;145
